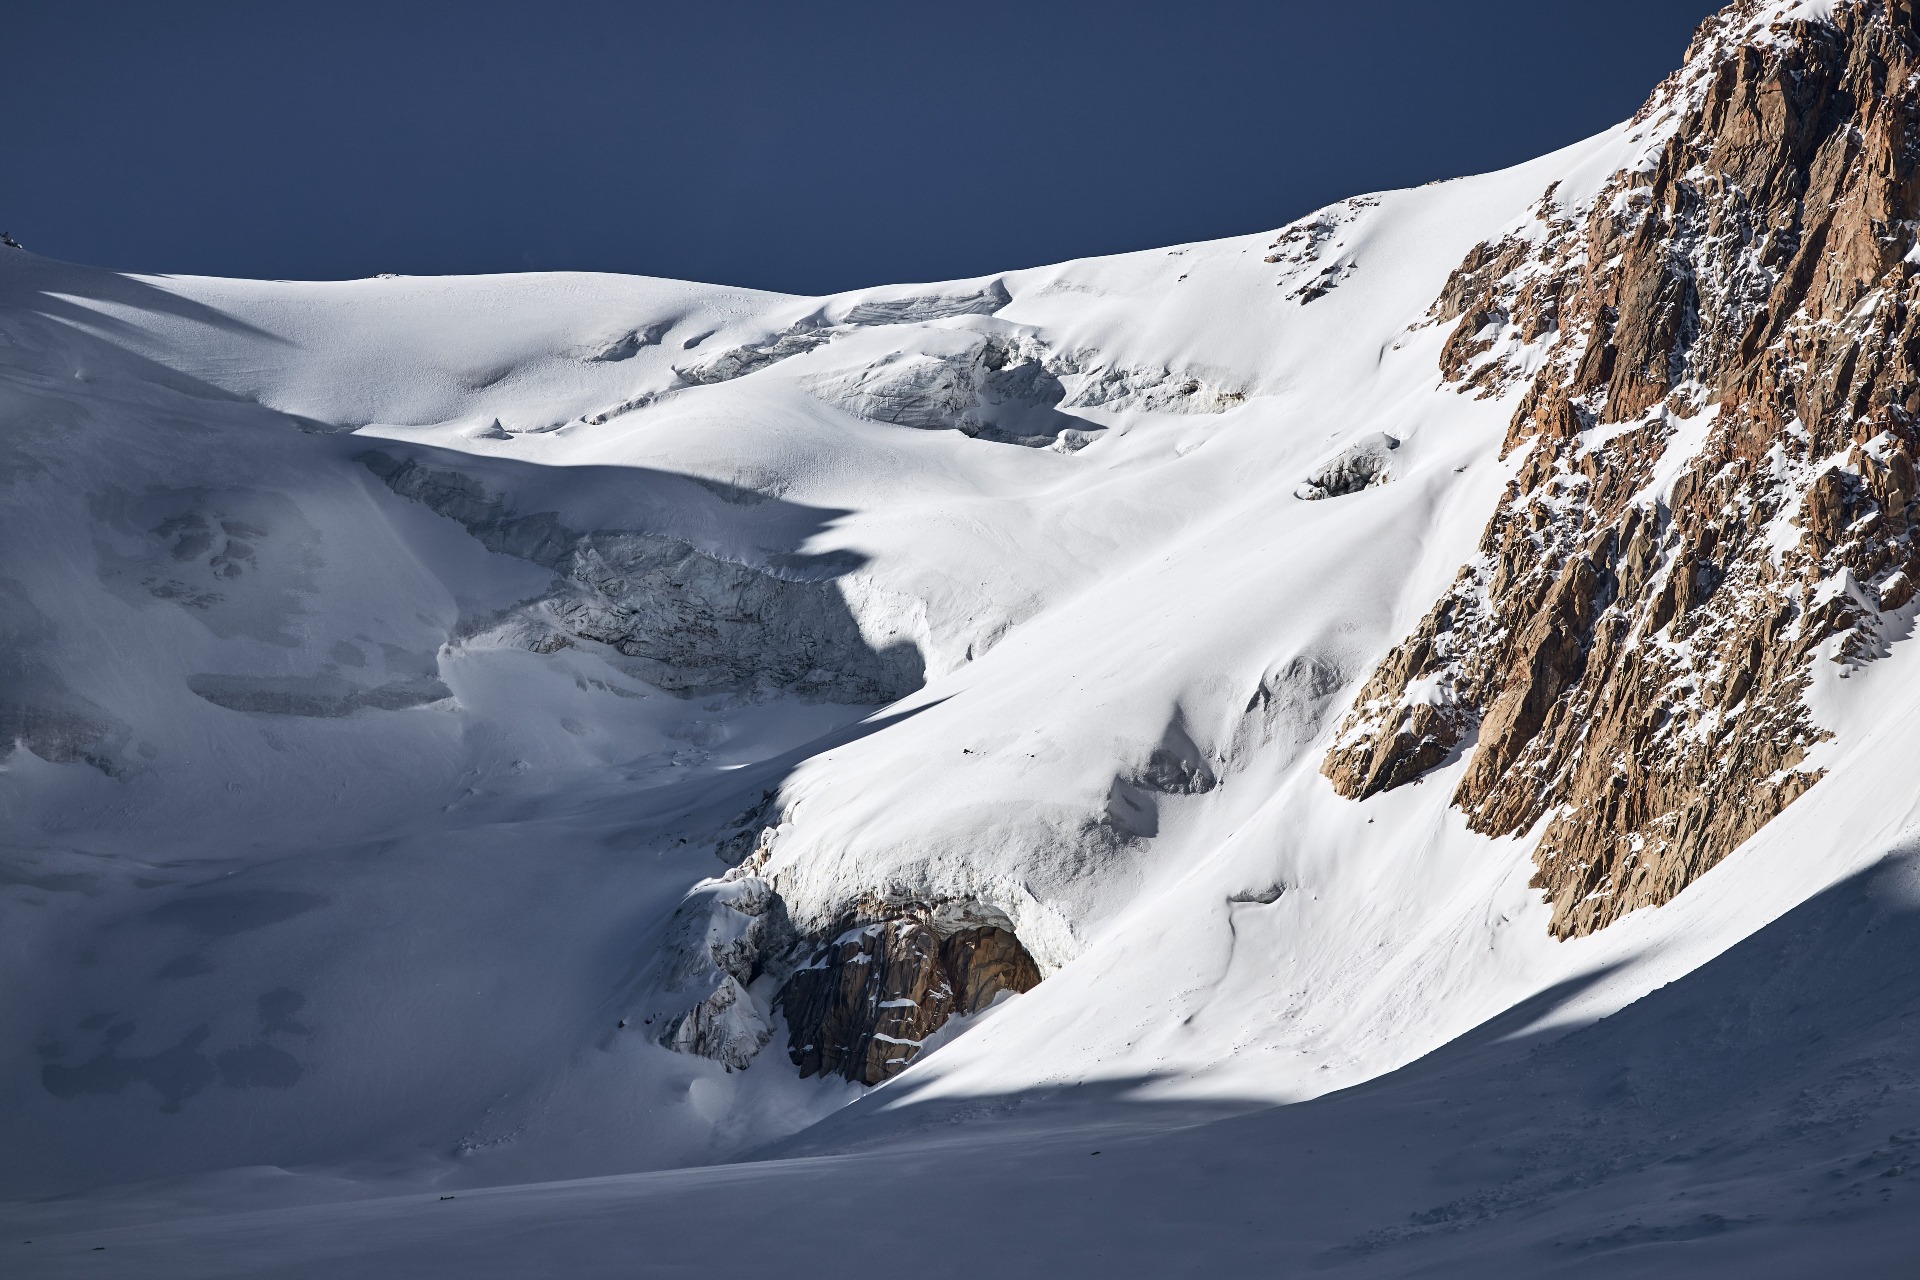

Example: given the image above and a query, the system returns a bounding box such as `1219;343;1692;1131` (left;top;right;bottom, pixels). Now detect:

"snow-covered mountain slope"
8;1;1920;1272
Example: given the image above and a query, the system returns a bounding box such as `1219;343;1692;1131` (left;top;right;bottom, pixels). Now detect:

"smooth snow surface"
5;115;1920;1274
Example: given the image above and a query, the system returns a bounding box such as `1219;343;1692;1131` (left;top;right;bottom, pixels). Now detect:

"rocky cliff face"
777;914;1039;1085
1325;0;1920;937
654;858;1042;1086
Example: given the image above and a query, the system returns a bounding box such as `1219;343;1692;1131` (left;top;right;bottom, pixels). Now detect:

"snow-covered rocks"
1264;194;1380;303
654;876;795;1071
578;320;671;362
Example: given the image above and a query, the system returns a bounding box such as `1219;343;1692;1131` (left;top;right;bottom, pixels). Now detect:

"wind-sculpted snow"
668;283;1015;389
838;280;1011;326
675;328;834;385
7;6;1920;1271
578;320;669;363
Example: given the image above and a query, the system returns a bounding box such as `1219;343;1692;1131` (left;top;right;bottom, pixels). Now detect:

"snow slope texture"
5;1;1920;1272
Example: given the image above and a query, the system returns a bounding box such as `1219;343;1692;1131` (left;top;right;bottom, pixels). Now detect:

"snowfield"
5;94;1920;1275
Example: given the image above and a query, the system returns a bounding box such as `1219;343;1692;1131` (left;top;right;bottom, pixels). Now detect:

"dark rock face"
650;867;1044;1084
1326;0;1920;937
940;926;1043;1017
777;915;1039;1085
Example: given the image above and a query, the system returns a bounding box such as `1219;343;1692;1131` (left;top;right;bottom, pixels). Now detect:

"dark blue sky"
4;1;1720;295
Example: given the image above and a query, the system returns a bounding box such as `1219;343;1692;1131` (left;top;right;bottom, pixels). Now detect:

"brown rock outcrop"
1325;0;1920;937
777;911;1039;1085
941;926;1043;1015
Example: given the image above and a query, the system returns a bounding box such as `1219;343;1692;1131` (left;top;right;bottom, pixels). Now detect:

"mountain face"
1326;0;1920;937
8;2;1920;1274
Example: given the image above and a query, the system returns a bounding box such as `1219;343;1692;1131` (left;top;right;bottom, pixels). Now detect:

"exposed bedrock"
653;872;1042;1086
1325;0;1920;937
359;450;924;703
657;725;1200;1083
777;913;1039;1085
